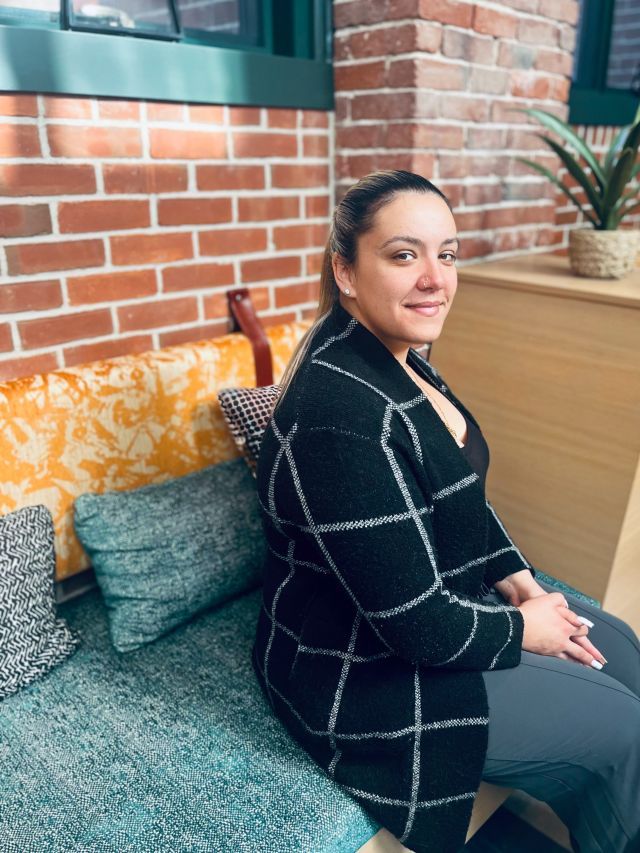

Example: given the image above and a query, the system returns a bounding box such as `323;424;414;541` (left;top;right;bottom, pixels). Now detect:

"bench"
0;290;598;851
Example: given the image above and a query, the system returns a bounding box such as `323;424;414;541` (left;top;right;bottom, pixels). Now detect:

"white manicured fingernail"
591;659;603;670
577;616;595;628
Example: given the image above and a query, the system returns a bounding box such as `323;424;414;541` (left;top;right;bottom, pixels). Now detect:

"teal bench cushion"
0;585;380;853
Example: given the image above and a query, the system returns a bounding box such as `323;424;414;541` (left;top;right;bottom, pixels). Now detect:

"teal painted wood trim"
0;24;334;110
569;85;640;126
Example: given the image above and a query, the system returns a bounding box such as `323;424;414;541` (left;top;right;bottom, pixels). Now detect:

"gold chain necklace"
405;366;460;443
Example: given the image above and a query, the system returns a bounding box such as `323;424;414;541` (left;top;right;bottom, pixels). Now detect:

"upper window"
0;0;332;109
570;0;640;125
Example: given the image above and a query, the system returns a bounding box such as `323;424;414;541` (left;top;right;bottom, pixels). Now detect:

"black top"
459;412;490;492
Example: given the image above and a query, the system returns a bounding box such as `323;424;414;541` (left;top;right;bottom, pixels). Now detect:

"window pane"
176;0;258;42
69;0;177;36
0;0;60;25
606;0;640;92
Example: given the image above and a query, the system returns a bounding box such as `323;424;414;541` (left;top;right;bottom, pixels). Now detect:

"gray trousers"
480;578;640;853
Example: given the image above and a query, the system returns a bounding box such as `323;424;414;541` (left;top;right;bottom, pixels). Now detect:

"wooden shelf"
432;251;640;633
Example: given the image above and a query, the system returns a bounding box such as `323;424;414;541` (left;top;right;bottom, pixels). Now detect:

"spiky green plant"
517;105;640;230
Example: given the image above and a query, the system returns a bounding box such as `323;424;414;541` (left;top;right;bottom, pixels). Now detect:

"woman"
251;170;640;853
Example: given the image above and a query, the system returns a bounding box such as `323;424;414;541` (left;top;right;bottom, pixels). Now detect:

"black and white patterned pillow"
218;384;282;477
0;504;81;700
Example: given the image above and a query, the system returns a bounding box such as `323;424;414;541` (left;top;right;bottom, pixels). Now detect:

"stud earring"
344;288;350;295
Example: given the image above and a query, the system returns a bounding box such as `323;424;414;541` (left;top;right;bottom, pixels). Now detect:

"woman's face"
333;191;459;362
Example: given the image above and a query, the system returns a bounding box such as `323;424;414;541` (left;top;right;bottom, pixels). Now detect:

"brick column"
333;0;579;261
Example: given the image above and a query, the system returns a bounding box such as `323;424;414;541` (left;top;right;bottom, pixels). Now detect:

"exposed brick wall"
333;0;598;262
0;94;331;381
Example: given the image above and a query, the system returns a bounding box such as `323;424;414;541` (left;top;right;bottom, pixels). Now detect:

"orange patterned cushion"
0;320;311;580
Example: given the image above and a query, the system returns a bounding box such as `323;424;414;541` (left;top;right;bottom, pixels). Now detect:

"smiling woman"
251;170;640;853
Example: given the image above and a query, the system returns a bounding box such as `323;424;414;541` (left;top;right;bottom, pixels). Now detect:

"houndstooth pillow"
218;384;281;477
0;504;81;700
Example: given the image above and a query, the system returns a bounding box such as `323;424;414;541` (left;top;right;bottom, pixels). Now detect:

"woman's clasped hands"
493;569;608;671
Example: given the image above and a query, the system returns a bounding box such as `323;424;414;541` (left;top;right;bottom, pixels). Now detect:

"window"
570;0;640;125
0;0;332;109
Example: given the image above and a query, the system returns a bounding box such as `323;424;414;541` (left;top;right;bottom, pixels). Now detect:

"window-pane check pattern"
251;300;536;853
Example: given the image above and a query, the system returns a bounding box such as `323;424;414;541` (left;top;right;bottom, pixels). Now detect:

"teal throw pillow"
73;458;266;653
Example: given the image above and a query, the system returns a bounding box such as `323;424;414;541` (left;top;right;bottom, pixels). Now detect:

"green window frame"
0;0;333;110
569;0;640;125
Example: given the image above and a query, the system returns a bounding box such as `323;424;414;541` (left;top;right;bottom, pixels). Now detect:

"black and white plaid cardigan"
251;299;536;853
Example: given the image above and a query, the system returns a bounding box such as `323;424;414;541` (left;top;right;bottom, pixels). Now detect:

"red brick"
538;0;578;24
303;134;330;158
0;95;38;117
301;112;329;128
237;196;299;221
509;153;559;176
506;128;549;150
0;353;58;382
468;67;509;95
536;228;564;246
159;322;229;347
0;280;62;314
306;251;325;276
502;181;556;202
497;42;536;70
188;105;225;124
118;297;198;332
0;324;13;352
334;0;419;28
203;286;269;318
473;6;518;38
441;29;496;64
534;49;574;76
233;132;297;158
491;99;535;123
0;164;96;197
352;91;417;121
59;200;151;233
157;197;232;226
304;196;330;218
0;124;41;158
336;22;441;60
388;57;466;90
464;183;503;205
494;230;537;253
48;125;142;158
274;280;320;308
43;96;92;119
111;232;193;266
418;0;473;27
98;100;140;120
484;204;556;229
273;224;329;251
440;95;490;122
147;103;184;121
19;309;113;349
162;262;235;292
196;164;265;191
467;127;507;149
510;72;552;100
271;164;329;188
385;123;464;149
336;125;385;149
63;334;154;367
454;210;485;232
458;237;493;261
240;256;301;283
199;227;268;256
517;18;560;47
335;61;387;90
261;311;297;327
6;239;105;275
0;204;52;237
556;210;580;225
228;107;262;126
67;269;157;305
267;109;298;129
150;129;226;159
336;152;414;181
437;182;463;207
559;24;576;52
103;164;188;194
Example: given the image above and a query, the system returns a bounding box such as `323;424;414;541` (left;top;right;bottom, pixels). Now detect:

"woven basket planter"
569;228;640;279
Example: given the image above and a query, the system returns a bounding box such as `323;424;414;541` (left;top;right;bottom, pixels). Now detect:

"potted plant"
517;105;640;279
